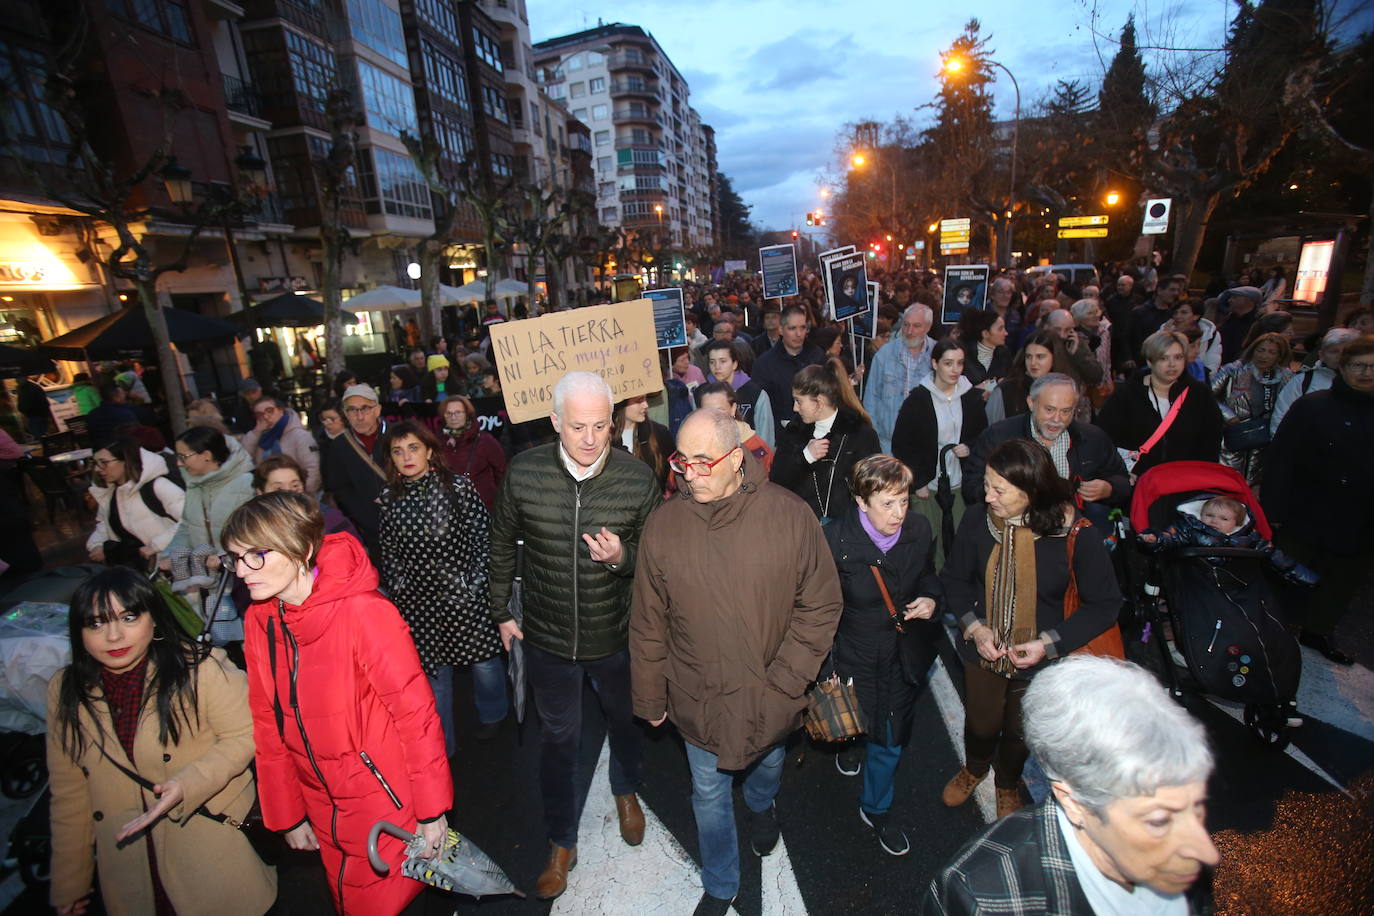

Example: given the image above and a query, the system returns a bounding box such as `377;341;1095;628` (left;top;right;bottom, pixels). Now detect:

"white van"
1025;264;1100;291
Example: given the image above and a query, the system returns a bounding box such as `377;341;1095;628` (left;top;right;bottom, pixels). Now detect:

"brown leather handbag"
1064;517;1126;658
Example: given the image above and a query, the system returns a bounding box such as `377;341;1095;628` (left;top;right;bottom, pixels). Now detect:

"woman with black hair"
613;394;674;494
86;437;184;567
46;566;276;916
167;426;255;589
985;329;1089;425
957;308;1011;390
771;357;881;524
386;365;422;405
938;439;1121;819
378;420;506;753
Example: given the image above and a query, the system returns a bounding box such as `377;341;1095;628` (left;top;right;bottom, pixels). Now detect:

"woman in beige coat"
45;567;276;916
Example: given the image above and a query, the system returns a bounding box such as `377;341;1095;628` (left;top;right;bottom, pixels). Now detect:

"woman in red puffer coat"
225;492;453;915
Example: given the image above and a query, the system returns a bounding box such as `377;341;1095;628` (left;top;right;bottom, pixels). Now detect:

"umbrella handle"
367;819;417;876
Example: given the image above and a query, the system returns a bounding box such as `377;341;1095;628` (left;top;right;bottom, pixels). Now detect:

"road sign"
1057;227;1109;239
940;218;970;231
1143;198;1172;235
940;230;970;243
940;242;970;252
1058;214;1109;228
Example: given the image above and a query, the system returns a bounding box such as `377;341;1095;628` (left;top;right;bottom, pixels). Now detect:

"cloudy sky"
527;0;1363;231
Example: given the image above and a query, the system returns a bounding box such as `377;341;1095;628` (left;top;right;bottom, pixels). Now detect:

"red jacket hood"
249;533;379;640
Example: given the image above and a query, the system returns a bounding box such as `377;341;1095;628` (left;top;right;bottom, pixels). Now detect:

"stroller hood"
1130;461;1272;539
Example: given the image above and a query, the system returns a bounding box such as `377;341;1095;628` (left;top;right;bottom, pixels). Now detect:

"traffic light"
805;212;815;226
815;213;825;226
790;230;799;240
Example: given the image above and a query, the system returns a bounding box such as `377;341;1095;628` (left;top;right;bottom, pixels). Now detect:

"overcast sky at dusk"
528;0;1368;232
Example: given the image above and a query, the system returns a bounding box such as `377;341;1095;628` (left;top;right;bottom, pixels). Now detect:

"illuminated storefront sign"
1293;240;1334;304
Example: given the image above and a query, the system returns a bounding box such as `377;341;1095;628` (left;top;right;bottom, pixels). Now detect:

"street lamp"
1105;190;1121;207
235;146;267;188
943;54;1020;268
159;157;193;206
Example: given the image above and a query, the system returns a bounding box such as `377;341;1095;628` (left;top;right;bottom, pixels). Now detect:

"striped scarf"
983;513;1039;677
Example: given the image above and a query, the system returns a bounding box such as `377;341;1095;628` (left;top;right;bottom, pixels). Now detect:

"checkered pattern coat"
920;799;1214;915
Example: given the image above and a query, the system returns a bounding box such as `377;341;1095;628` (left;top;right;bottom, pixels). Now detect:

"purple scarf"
860;509;901;554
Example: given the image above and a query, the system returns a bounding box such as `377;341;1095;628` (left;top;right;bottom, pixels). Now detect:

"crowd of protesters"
20;253;1374;916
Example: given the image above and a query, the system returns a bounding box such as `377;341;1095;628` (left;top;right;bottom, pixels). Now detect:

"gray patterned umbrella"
367;820;523;899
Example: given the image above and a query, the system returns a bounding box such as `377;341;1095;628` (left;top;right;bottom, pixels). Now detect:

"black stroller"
1129;462;1304;748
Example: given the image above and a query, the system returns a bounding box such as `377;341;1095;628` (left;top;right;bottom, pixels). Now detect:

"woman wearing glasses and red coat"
223;492;452;915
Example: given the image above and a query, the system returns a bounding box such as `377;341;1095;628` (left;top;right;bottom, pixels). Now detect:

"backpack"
140;477;184;521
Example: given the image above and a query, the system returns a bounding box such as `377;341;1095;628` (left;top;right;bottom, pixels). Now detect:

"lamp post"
943;55;1020;268
851;151;898;251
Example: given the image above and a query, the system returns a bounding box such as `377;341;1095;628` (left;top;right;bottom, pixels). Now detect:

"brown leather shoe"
941;767;987;807
534;843;577;900
615;793;646;846
996;786;1026;819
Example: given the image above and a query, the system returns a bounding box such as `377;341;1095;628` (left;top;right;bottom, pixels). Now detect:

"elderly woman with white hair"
1269;326;1360;435
922;656;1219;915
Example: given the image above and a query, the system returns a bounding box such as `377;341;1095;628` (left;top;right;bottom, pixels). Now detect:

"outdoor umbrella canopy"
0;344;55;379
40;306;239;361
343;285;425;313
449;279;527;303
232;293;356;328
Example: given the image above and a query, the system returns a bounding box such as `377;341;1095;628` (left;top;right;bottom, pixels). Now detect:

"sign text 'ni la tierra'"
489;298;664;423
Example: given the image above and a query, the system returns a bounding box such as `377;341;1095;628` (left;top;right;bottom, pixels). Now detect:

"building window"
346;0;406;67
285;31;335;114
622;200;655;217
358;60;417;133
0;43;71;163
594;130;609;146
491;153;513;177
431;110;472;160
571;108;586;121
530;102;542;135
471;28;503;72
569;82;585;99
546;81;565;100
589;77;605;94
105;0;192;44
601;206;617;221
421;40;468;109
565;53;583;71
414;0;456;35
480;85;507;122
596;155;611;172
359;148;432;219
598;181;614;199
591;104;608;121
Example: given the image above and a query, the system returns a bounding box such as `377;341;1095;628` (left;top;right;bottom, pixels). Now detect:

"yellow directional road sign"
1057;227;1109;239
1058;214;1109;228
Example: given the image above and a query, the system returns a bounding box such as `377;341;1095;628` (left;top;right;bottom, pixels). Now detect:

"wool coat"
630;451;843;769
824;506;942;747
244;533;452;915
46;649;276;916
1094;371;1223;476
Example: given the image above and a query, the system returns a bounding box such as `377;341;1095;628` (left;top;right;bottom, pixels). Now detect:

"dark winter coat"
963;415;1129;506
824;506;942;747
489;443;662;661
961;345;1012;388
325;425;389;557
630;451;842;769
244;533;451;915
614;419;675;494
771;408;881;523
1262;376;1374;557
437;422;508;509
379;472;502;672
751;339;826;440
1094;371;1223;476
940;507;1120;680
892;384;988;490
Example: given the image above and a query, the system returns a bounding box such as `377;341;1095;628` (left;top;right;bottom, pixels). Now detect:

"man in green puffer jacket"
488;370;662;902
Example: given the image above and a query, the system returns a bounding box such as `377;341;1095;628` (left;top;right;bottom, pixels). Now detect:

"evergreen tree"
716;171;755;260
1097;15;1155;140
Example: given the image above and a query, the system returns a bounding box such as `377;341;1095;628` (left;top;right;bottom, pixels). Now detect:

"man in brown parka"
631;408;842;916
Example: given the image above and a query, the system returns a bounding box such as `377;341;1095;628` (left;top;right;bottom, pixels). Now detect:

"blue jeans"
684;742;784;900
524;645;643;848
860;721;902;816
428;656;509;757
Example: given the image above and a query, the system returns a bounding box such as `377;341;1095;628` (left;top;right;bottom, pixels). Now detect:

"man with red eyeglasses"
631;408;842;916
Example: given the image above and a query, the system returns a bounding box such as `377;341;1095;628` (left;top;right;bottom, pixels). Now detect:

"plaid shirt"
99;655;149;758
920;798;1213;915
1034;421;1073;480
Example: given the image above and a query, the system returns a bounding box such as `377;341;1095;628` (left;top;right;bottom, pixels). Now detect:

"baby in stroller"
1139;495;1317;587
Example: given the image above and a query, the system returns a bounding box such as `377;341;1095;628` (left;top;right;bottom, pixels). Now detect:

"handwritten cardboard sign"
489;299;664;423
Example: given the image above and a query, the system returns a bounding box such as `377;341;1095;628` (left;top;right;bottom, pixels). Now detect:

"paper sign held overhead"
759;243;799;299
489;299;663;423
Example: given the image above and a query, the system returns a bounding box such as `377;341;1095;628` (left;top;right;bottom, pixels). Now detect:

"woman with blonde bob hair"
924;656;1218;913
224;492;453;915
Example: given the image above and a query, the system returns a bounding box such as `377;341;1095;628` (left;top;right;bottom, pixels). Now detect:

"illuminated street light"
942;53;1020;268
851;153;866;167
928;223;938;233
819;188;830;198
1105;190;1121;206
943;57;964;74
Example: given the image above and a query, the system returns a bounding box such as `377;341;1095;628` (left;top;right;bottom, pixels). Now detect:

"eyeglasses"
668;448;738;477
222;548;273;570
93;457;122;468
174;452;195;464
1347;362;1374;374
344;404;377;415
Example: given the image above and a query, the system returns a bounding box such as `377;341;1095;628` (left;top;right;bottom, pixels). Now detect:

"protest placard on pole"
759;243;799;299
819;245;855;270
488;299;663;423
643;287;687;348
822;252;871;321
850;281;879;340
941;264;990;326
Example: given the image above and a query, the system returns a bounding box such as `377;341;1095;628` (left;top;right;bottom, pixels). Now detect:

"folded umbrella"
935;444;958;556
506;539;526;723
367;820;524;899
